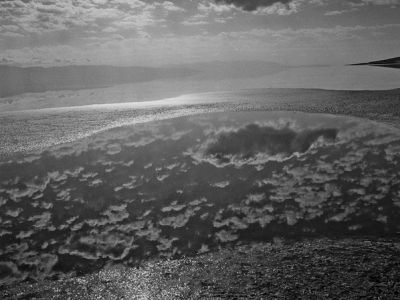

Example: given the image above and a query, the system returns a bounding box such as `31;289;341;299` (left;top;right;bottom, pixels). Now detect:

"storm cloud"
214;0;293;11
206;124;338;159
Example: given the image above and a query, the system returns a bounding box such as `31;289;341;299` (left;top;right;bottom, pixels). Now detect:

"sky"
0;0;399;67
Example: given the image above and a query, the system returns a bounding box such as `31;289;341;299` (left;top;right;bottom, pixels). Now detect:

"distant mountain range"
178;61;285;79
0;65;196;98
0;61;286;98
351;57;400;69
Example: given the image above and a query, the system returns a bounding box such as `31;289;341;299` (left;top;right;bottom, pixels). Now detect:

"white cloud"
182;14;210;26
0;0;399;66
361;0;399;5
0;0;184;37
2;23;399;66
349;0;399;6
255;1;302;15
198;2;235;13
160;1;185;12
182;1;235;26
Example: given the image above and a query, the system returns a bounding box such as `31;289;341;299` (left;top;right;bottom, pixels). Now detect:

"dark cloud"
214;0;293;11
206;124;338;160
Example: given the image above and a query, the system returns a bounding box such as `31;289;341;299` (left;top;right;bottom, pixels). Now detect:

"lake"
1;110;400;286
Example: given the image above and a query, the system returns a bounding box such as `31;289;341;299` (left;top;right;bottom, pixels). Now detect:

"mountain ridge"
0;61;287;98
351;57;400;69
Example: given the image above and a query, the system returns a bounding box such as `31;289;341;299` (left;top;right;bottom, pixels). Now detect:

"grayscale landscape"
1;0;400;299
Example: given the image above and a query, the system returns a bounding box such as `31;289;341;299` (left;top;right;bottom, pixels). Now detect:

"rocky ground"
2;238;400;299
230;88;400;129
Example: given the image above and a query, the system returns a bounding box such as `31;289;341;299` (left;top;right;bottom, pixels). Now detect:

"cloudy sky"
0;0;399;66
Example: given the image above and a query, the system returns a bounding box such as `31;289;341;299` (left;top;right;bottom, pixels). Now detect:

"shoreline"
1;87;400;160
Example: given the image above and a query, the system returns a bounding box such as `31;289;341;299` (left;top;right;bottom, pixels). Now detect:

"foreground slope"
2;239;400;299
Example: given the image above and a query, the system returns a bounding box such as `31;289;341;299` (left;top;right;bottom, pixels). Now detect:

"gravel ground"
2;238;400;299
231;88;400;129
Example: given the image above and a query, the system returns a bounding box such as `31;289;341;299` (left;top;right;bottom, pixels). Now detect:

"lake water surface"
1;111;400;286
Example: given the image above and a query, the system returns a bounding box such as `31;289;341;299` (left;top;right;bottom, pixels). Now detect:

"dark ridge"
351;56;400;69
